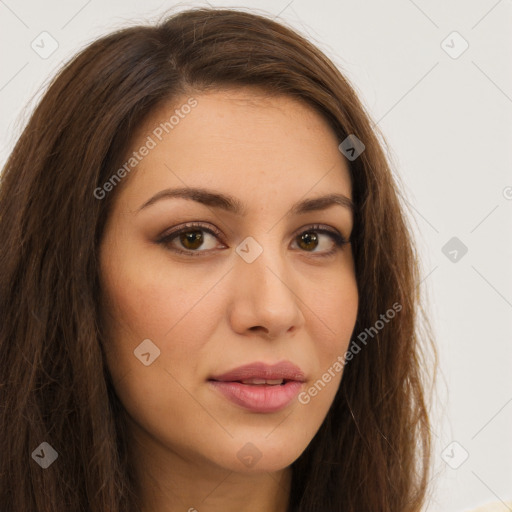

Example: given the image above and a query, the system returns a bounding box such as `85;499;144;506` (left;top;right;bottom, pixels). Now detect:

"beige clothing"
465;502;512;512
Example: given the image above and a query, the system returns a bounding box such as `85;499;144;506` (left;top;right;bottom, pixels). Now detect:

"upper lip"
209;361;306;382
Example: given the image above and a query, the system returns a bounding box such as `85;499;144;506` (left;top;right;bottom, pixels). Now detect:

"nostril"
249;326;268;333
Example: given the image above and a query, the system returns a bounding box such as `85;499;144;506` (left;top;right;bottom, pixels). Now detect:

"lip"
209;361;306;382
208;361;306;413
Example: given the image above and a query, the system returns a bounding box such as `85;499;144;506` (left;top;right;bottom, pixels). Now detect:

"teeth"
266;379;285;385
242;378;267;385
240;378;285;385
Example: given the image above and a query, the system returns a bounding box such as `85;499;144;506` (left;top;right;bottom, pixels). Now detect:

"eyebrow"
137;187;354;216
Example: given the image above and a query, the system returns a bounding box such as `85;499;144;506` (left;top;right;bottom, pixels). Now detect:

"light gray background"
1;1;511;510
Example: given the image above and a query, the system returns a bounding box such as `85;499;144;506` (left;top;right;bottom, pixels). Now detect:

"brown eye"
157;223;225;256
179;230;204;250
291;225;348;257
158;222;348;258
297;231;319;251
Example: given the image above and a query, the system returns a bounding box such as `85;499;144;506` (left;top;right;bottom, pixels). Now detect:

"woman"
0;7;435;512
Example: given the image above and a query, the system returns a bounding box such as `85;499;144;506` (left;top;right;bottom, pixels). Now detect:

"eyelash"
156;222;349;258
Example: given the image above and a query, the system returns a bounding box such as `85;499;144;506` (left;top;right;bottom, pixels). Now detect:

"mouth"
208;361;306;413
212;378;289;385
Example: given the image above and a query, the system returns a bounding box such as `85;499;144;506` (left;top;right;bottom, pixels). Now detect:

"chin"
209;435;309;474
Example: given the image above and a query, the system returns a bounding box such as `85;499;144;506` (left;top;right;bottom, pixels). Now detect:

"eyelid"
157;222;349;257
156;222;226;251
291;224;348;244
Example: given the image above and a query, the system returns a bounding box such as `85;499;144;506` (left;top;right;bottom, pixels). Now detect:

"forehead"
119;88;353;214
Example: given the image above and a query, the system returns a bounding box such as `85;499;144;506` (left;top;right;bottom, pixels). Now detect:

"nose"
227;241;306;340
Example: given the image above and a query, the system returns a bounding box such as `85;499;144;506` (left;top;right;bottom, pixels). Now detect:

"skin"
98;87;359;512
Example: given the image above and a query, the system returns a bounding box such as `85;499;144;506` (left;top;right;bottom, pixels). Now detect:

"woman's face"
99;88;358;475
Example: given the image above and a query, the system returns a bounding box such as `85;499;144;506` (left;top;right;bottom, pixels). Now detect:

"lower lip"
208;380;303;413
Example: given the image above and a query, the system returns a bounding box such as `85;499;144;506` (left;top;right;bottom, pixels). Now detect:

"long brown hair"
0;7;435;511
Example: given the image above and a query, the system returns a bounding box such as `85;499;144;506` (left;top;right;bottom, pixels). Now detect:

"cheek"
99;249;227;402
312;268;359;353
302;268;358;403
101;248;220;343
99;261;223;452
